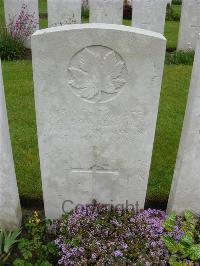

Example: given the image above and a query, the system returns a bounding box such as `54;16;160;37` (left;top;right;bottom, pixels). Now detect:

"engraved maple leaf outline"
68;47;127;102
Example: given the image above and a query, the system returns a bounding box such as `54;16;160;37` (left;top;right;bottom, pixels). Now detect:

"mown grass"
38;0;47;15
2;61;42;201
165;21;179;50
1;61;192;205
147;65;192;204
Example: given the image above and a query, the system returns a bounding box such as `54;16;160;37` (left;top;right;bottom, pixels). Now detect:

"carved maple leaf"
68;47;126;102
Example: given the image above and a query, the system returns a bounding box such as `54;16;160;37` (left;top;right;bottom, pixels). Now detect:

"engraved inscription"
68;46;128;103
71;165;119;175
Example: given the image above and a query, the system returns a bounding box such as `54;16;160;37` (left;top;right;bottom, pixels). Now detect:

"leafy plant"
0;227;21;262
8;4;38;42
162;211;200;264
13;211;58;266
165;51;194;65
0;4;38;60
53;202;170;265
81;6;89;19
0;25;25;60
172;0;182;5
166;4;180;21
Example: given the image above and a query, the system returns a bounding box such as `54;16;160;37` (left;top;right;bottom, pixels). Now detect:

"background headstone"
178;0;200;50
132;0;167;34
48;0;81;27
4;0;39;48
0;59;21;229
167;35;200;214
32;24;166;219
89;0;123;24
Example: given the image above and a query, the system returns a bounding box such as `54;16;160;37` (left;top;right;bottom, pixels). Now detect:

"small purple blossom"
8;4;38;43
114;250;123;257
53;202;194;265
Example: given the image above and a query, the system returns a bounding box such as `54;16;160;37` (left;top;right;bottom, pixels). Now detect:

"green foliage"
162;211;200;264
13;211;58;266
82;7;89;19
172;0;182;5
165;20;180;51
0;227;21;262
166;4;180;21
0;25;25;60
163;212;177;231
165;51;194;65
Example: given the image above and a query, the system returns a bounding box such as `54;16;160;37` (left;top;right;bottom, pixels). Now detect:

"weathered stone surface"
48;0;81;27
178;0;200;50
4;0;39;48
0;59;21;229
89;0;123;24
32;24;166;219
167;35;200;214
132;0;167;34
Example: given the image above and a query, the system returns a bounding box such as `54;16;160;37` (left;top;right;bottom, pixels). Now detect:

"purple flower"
114;250;123;257
91;253;97;260
53;202;171;265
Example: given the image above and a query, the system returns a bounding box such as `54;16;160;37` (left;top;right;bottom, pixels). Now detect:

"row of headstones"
4;0;167;32
4;0;200;50
1;21;200;229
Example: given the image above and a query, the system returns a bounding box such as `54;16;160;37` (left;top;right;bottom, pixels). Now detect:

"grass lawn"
39;0;47;15
165;21;179;50
147;65;192;204
1;61;192;205
2;61;41;202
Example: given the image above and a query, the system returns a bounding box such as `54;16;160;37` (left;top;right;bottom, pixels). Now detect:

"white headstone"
132;0;167;34
32;24;166;219
4;0;39;48
167;35;200;214
89;0;123;24
48;0;82;27
178;0;200;50
0;59;21;229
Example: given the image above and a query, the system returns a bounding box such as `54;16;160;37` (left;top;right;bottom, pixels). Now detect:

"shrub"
172;0;182;5
0;4;37;60
0;25;25;60
52;202;200;265
13;211;58;266
162;211;200;264
3;204;200;265
166;4;180;21
53;202;170;265
165;51;194;65
8;4;37;42
0;227;21;263
82;6;89;19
